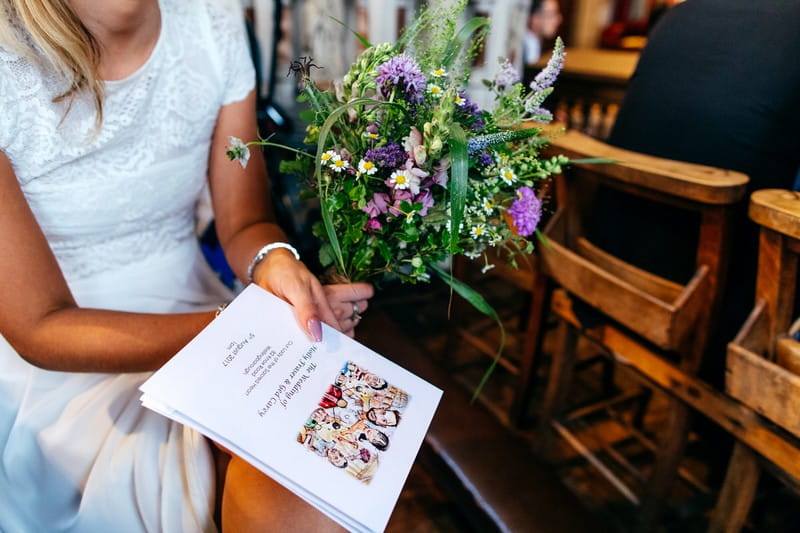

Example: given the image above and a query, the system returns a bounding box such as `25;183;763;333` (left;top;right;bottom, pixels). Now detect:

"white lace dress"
0;1;254;531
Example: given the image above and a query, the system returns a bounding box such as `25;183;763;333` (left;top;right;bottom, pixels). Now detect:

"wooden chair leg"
510;278;551;427
634;398;692;533
535;320;579;457
707;443;761;533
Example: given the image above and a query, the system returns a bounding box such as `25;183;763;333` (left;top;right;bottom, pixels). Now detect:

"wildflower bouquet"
229;1;569;396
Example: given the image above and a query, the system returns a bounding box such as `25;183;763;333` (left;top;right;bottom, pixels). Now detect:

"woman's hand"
323;282;375;337
251;249;339;342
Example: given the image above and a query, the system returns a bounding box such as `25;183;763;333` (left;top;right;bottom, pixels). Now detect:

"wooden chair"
533;130;748;531
708;189;800;533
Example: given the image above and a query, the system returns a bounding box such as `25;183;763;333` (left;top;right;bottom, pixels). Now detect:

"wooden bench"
358;309;614;533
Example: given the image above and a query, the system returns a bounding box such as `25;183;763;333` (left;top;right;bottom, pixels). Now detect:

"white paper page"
140;284;442;532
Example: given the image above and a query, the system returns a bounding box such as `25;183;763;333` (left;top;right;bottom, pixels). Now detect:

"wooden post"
707;443;761;533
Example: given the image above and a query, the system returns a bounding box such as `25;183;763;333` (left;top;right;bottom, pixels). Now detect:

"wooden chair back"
541;130;748;365
710;189;800;533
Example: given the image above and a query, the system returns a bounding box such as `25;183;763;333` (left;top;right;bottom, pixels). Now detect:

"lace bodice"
0;0;254;282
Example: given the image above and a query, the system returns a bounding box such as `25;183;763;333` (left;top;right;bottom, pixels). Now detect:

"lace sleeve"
207;1;256;106
0;52;20;151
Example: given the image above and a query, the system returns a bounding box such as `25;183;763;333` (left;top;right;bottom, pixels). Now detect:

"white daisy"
499;167;517;185
320;150;337;165
455;94;466;107
330;158;349;173
389;170;420;194
427;84;443;99
358;159;378;176
431;67;447;78
470;224;487;239
481;197;494;214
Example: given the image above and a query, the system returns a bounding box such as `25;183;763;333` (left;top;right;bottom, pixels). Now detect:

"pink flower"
365;218;383;231
415;189;434;216
392;189;414;201
363;192;391;217
432;157;450;188
404;127;424;165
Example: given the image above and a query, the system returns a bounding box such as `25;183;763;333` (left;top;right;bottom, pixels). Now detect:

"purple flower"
363;192;391;217
415;189;435;216
365;218;383;232
530;37;565;93
456;92;486;131
526;106;554;123
376;54;427;103
365;142;407;170
494;57;520;88
508;186;542;237
477;151;493;167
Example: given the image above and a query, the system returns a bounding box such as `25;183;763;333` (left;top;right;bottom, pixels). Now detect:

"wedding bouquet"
228;1;568;396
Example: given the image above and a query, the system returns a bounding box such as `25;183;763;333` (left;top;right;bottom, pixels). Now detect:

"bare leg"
221;454;346;532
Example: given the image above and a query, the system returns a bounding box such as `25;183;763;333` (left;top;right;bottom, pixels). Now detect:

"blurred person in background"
523;0;562;65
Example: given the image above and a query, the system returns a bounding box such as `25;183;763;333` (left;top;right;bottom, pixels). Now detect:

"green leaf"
448;123;468;253
431;264;505;402
535;229;552;250
299;108;316;123
329;15;372;48
569;157;617;165
442;17;490;68
347;183;366;202
318;243;335;267
376;240;392;263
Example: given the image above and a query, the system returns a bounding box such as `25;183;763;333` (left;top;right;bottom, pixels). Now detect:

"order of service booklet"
139;283;442;532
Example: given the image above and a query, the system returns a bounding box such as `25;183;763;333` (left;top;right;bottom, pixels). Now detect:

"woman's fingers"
254;253;339;342
323;283;374;330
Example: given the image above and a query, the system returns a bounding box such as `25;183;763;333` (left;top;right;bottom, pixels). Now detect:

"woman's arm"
207;90;341;340
0;151;213;372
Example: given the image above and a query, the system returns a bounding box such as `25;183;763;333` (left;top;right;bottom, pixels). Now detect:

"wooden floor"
366;277;800;533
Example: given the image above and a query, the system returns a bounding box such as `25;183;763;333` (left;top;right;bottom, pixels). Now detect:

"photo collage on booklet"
297;361;410;484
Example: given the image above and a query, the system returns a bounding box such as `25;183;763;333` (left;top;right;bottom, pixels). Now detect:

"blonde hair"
0;0;104;127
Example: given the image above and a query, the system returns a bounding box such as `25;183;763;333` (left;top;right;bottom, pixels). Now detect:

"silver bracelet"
247;242;301;283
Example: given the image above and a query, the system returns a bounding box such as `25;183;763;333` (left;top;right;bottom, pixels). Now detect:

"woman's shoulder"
0;41;43;151
0;36;53;102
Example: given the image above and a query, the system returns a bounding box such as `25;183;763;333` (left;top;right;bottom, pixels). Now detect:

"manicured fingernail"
308;319;323;342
